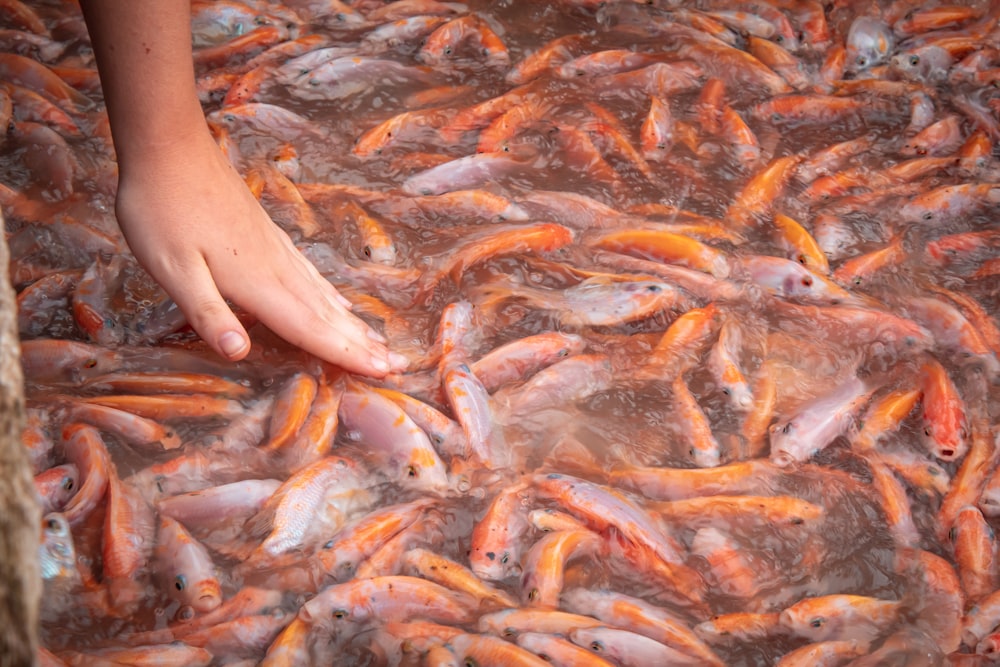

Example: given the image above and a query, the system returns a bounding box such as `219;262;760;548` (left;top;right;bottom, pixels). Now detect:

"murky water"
8;0;1000;665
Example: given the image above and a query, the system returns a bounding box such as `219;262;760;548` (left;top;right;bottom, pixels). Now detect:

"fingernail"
388;352;409;371
219;331;248;359
371;356;390;373
367;328;387;344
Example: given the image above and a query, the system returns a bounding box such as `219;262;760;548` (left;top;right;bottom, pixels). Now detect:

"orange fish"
779;594;903;643
587;228;731;278
101;471;157;616
422;222;574;290
469;481;534;581
261;372;318;452
725;154;801;232
353;106;453;157
298;575;477;629
671;374;723;468
403;547;517;609
561;587;724;665
851;387;921;452
448;632;550;667
520;529;602;608
951;505;998;602
866;458;920;548
59;423;111;527
918;356;968;461
419;15;509;67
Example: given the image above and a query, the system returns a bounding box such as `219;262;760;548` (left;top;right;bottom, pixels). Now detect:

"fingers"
255;232;407;375
237;273;404;377
160;261;253;362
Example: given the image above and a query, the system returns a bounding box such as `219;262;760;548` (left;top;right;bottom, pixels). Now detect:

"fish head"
779;602;841;642
769;420;807;467
920;418;968;462
401;446;451;495
845;17;893;73
183;577;223;613
469;546;522;581
889;46;952;84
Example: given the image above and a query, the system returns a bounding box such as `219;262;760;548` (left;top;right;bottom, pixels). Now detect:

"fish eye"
406;465;418;478
464;658;478;667
363;245;373;258
443;47;453;56
924;427;932;436
557;348;570;357
174;575;186;591
45;517;61;531
500;553;509;564
856;55;868;67
853;276;863;286
647;284;662;293
177;606;195;621
323;540;335;549
83;358;98;369
782;423;792;434
590;641;605;652
721;387;731;396
800;276;813;287
809;617;825;628
332;609;349;619
502;627;517;638
527;588;539;601
922;212;933;221
62;477;74;491
949;526;958;542
909;55;920;66
155;476;166;494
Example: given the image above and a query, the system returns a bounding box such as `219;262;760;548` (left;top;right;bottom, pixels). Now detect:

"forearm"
79;0;210;169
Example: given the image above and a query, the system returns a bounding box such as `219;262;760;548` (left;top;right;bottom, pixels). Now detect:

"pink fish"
154;515;222;614
339;379;450;494
769;376;874;466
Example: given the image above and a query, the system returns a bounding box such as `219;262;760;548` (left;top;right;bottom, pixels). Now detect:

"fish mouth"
189;580;223;613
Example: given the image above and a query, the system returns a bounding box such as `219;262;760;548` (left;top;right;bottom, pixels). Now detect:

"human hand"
113;130;407;377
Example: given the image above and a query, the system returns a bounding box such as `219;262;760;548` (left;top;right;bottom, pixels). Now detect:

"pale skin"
78;0;407;377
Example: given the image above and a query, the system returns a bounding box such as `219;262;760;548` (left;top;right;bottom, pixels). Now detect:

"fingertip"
388;352;409;372
371;356;390;375
218;329;251;361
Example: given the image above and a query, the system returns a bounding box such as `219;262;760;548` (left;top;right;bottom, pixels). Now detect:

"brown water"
8;0;1000;665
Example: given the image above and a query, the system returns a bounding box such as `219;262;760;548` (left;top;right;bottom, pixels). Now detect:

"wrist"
115;122;221;180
